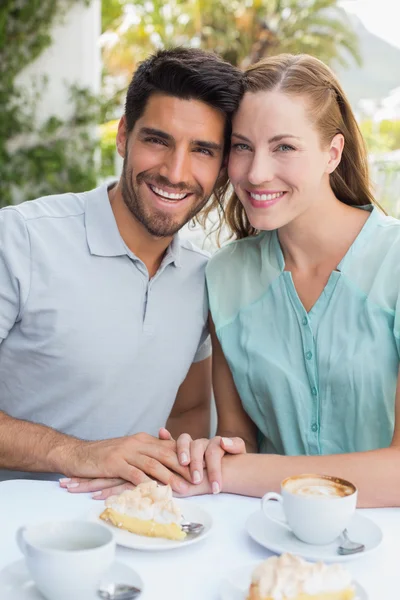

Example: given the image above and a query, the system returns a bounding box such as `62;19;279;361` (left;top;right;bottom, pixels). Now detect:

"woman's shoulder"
206;231;272;281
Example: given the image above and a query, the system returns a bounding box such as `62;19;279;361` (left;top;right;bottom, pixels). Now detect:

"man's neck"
108;182;173;278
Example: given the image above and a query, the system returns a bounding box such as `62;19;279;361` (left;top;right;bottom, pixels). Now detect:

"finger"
189;438;209;484
220;437;247;455
176;433;193;466
65;478;126;494
133;455;190;495
92;482;135;500
59;477;92;488
158;427;174;441
205;441;225;494
141;443;193;482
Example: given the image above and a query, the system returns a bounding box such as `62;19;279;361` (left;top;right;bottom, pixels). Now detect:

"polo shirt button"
306;351;312;360
302;317;308;326
311;386;317;396
311;423;318;432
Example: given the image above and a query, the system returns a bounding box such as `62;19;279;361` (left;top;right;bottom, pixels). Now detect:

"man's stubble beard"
121;157;212;238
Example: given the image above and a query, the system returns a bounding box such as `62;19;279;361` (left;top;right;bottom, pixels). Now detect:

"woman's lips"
246;190;287;209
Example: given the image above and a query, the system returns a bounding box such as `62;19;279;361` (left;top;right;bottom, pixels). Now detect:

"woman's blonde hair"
206;53;379;240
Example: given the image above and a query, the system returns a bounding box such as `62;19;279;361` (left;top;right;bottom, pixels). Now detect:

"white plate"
0;560;143;600
246;504;382;562
220;563;368;600
89;500;213;550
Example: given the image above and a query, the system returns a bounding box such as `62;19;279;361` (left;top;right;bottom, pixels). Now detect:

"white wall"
15;1;101;127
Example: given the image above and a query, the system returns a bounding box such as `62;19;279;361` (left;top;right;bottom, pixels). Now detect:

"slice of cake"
99;481;186;541
247;553;355;600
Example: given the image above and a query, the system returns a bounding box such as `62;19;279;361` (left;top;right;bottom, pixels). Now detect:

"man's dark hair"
125;47;243;156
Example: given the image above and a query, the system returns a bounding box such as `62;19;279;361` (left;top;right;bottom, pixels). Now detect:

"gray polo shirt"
0;184;210;480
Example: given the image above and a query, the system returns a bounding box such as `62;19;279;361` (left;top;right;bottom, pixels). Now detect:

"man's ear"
116;115;128;158
215;157;229;189
326;133;344;174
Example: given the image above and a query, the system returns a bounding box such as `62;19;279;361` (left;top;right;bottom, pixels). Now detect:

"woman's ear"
326;133;344;174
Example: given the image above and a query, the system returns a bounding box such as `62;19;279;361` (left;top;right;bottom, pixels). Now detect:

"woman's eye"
276;144;295;152
232;143;251;152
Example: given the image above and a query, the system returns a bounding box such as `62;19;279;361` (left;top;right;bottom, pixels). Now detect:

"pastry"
99;481;186;541
247;553;355;600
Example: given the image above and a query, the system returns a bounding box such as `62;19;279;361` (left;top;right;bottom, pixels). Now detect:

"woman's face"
228;90;342;231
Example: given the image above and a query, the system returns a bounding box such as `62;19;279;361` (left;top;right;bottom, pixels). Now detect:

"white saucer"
220;563;368;600
89;499;213;551
0;560;143;600
246;504;382;562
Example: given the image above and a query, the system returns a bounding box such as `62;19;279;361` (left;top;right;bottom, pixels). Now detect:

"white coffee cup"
262;473;357;545
16;520;115;600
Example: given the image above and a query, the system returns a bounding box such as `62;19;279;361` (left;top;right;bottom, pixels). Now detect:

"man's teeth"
150;185;187;200
249;191;285;201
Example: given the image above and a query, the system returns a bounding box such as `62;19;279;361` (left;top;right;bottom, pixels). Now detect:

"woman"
64;54;400;506
166;52;400;507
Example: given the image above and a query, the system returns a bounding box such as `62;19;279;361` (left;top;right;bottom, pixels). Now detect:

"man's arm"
0;410;192;493
166;356;212;440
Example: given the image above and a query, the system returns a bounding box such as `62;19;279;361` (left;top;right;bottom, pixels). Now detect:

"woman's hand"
159;427;246;494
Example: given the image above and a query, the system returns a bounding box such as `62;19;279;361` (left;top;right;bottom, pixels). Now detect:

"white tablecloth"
0;480;398;599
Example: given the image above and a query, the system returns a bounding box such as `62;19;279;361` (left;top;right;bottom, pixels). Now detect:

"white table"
0;480;398;599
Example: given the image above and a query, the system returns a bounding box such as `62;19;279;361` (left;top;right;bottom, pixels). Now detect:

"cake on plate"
247;553;355;600
99;481;186;541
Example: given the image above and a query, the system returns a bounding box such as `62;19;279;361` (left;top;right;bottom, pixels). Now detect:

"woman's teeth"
249;191;285;201
150;185;188;201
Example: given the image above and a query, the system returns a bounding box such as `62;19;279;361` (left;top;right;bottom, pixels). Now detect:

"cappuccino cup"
262;474;357;545
16;520;115;600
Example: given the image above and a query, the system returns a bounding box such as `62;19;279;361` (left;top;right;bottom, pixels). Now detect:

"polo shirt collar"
85;183;127;257
84;183;181;267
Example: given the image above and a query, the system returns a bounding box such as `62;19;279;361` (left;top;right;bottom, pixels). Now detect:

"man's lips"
146;183;192;202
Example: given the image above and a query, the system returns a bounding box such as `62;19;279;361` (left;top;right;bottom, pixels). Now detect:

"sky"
340;0;400;49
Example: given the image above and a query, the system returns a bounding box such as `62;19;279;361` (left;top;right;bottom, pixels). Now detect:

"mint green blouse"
206;207;400;455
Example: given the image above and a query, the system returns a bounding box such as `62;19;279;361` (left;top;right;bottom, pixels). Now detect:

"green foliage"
101;0;361;82
360;119;400;154
0;0;96;207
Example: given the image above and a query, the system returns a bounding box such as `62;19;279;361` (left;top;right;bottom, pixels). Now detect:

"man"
0;48;243;489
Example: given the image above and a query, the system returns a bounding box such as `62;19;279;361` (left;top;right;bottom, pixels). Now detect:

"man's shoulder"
0;190;87;224
178;237;210;265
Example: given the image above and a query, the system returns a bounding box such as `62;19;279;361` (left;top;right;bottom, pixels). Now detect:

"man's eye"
195;148;213;156
144;137;166;146
232;143;251;152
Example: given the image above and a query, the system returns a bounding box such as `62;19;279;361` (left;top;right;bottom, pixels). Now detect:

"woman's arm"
220;368;400;508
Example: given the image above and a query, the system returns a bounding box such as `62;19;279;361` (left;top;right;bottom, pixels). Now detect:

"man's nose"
247;151;274;186
159;149;191;186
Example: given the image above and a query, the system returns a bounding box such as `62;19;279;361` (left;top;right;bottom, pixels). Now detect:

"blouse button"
306;351;313;360
302;317;308;326
311;423;318;432
311;386;318;396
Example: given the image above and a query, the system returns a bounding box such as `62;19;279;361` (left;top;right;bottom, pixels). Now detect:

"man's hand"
159;427;246;494
58;432;191;495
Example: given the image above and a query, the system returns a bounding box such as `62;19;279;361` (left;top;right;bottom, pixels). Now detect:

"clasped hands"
59;430;246;499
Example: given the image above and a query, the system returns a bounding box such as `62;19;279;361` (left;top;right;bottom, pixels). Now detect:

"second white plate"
88;500;213;551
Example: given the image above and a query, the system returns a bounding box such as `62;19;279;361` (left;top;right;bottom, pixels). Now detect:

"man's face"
117;94;226;237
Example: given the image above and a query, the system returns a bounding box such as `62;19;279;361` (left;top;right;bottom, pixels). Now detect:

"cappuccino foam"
283;476;355;499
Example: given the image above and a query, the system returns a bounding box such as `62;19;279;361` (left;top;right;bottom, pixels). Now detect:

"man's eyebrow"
232;133;301;143
193;140;222;152
139;127;222;152
139;127;172;141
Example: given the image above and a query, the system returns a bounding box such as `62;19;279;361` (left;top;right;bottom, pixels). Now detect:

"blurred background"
1;0;400;249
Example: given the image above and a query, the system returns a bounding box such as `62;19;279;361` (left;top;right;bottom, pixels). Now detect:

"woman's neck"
277;194;370;272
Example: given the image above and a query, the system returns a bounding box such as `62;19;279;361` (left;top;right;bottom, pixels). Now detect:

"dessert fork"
98;582;141;599
337;528;365;555
181;520;204;535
